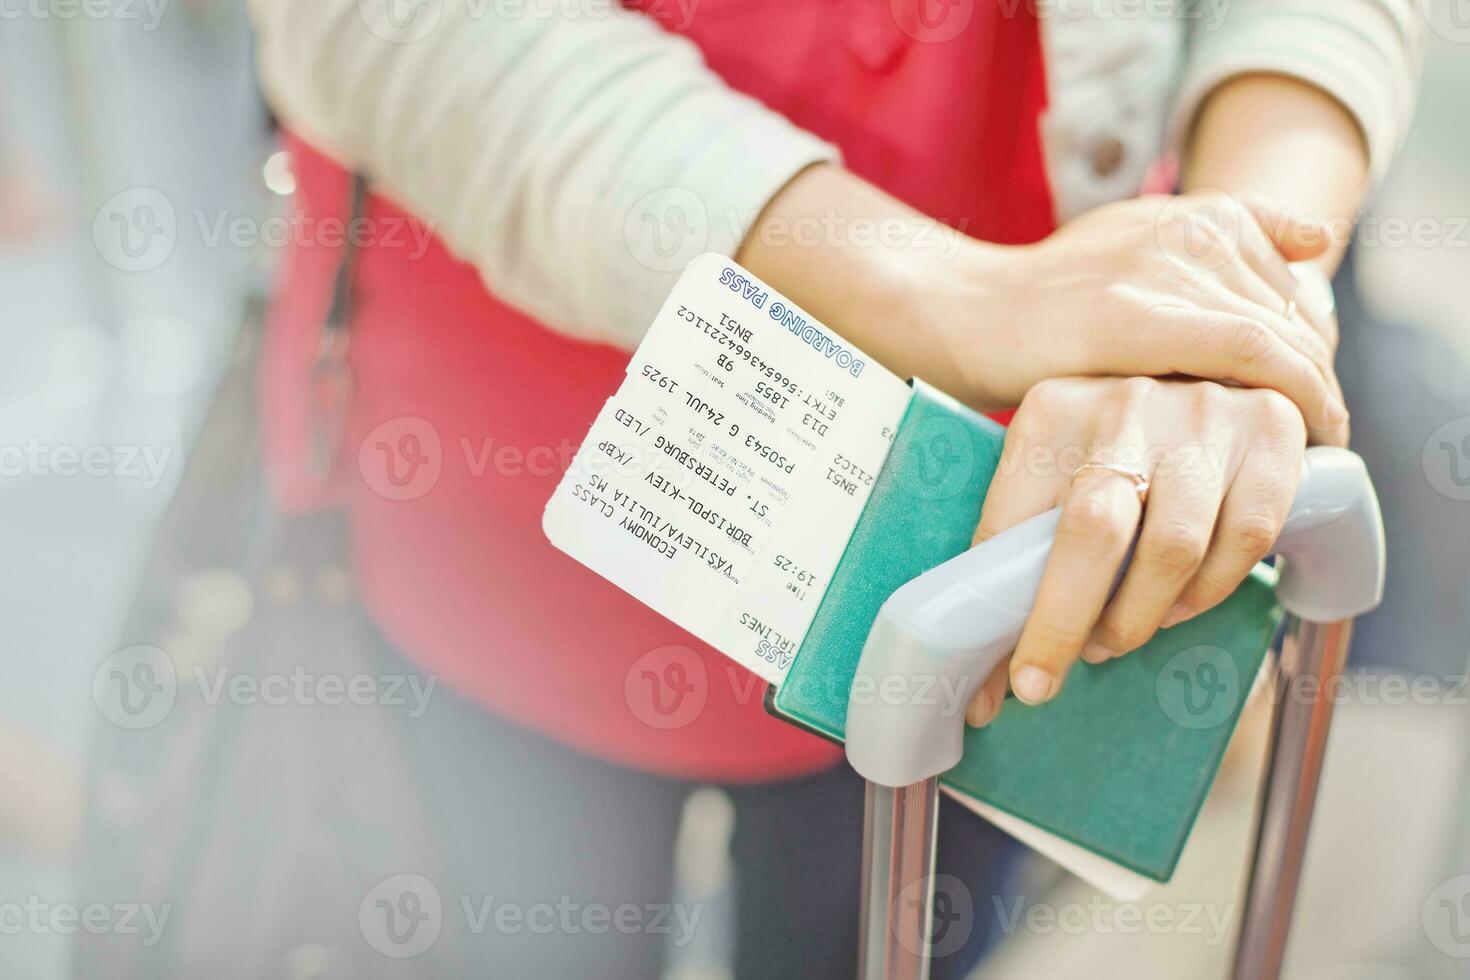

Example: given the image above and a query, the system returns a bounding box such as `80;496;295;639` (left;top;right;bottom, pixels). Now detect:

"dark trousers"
373;624;1021;979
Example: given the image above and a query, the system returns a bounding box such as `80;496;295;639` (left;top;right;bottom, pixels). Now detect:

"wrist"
737;164;1007;409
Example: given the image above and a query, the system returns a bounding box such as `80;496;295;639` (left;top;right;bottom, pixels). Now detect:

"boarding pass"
542;254;912;684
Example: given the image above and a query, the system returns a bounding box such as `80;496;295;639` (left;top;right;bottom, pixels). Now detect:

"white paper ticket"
542;254;912;684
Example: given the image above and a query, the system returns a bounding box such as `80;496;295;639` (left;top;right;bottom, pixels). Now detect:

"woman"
240;0;1423;975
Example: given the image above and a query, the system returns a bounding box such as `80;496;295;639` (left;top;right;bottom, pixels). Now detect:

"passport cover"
770;381;1284;883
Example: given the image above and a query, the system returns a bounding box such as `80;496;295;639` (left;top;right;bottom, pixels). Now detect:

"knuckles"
1226;512;1283;559
1224;316;1274;366
1244;387;1308;439
1093;617;1154;656
1140;519;1210;576
1059;483;1134;553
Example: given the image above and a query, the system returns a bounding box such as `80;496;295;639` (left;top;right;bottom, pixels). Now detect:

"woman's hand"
933;193;1347;445
962;375;1306;728
740;166;1348;446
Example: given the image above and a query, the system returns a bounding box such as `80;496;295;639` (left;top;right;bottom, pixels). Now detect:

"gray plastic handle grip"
846;446;1385;787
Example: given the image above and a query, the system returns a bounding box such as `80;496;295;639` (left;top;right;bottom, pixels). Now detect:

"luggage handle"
846;445;1386;789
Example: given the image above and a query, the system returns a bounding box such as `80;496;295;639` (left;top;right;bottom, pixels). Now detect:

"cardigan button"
1089;136;1126;178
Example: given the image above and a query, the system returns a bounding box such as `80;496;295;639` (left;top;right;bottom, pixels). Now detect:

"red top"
261;0;1055;780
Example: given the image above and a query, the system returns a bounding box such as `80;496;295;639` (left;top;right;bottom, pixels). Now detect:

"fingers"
1195;275;1338;392
973;445;1070;547
972;379;1089;545
1188;195;1331;329
965;657;1011;728
1186;270;1345;442
1181;308;1349;446
1009;467;1142;705
1172;394;1306;621
1085;434;1232;661
1245;201;1335;271
1282;259;1341;346
1152;193;1346;434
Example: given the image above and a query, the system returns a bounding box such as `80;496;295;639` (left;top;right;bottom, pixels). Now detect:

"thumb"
1248;203;1333;263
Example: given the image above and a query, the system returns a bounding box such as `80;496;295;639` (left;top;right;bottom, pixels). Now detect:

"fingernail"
1012;666;1056;705
1082;642;1114;664
966;692;996;728
1162;604;1192;629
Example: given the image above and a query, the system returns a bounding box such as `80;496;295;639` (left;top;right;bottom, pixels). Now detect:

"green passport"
771;381;1283;891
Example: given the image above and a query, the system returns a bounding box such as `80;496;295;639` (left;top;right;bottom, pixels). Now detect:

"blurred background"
0;2;1466;978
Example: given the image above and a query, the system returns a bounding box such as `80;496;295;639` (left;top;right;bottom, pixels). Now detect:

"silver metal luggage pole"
860;778;940;980
844;448;1383;980
1232;615;1355;980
